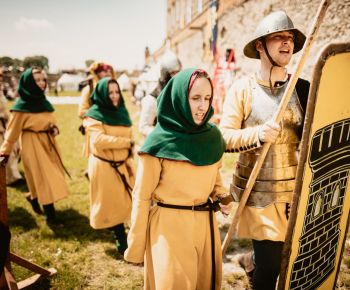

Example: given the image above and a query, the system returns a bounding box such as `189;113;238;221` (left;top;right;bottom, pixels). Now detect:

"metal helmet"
243;11;306;59
154;50;182;94
160;50;181;73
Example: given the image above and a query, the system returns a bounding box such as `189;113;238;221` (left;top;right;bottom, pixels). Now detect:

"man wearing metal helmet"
139;50;181;137
220;11;310;290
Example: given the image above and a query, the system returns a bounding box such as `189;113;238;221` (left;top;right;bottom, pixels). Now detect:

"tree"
0;57;23;70
0;56;15;68
13;58;23;69
23;55;49;70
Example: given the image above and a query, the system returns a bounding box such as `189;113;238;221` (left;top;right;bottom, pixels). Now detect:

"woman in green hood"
0;67;70;226
84;77;135;255
124;68;233;290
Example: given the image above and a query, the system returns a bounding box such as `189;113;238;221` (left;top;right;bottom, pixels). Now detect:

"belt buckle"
192;204;195;211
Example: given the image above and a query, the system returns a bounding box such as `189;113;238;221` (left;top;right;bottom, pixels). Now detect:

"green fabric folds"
11;68;54;113
85;77;132;126
140;68;225;166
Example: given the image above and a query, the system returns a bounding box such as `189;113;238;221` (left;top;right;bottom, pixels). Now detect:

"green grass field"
47;90;81;97
4;94;350;289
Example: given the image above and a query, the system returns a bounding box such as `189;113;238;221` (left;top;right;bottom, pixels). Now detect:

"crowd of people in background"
0;10;311;290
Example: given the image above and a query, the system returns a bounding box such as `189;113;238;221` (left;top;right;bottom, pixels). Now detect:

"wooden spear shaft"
221;0;332;255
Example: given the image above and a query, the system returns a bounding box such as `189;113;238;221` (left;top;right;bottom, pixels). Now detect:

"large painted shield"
278;43;350;290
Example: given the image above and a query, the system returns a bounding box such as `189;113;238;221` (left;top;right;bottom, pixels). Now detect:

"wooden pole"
221;0;332;255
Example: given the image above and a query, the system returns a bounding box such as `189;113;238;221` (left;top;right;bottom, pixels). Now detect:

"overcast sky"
0;0;166;72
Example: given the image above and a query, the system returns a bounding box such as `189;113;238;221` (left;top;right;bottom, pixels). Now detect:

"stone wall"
176;0;350;80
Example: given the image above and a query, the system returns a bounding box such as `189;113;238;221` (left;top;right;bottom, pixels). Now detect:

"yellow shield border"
278;42;350;290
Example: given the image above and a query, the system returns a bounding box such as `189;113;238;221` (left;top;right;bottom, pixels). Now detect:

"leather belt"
93;153;132;199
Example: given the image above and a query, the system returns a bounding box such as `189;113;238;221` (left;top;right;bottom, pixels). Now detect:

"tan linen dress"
0;111;69;204
84;117;135;229
124;154;226;290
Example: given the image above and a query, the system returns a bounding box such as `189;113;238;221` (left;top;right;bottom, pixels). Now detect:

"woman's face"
33;71;46;91
188;77;212;125
108;82;120;107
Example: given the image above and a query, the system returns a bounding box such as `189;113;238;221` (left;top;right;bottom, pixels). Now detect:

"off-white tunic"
125;154;226;290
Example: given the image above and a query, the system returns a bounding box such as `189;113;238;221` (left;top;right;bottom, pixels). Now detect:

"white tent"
56;73;84;92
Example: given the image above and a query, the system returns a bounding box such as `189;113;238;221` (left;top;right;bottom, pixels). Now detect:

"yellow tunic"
124;154;226;290
84;117;135;229
0;111;69;204
220;75;296;242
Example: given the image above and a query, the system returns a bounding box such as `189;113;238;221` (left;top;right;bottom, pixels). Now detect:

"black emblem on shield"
289;118;350;289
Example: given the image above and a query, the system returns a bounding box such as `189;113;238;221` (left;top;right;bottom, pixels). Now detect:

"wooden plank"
9;254;51;276
17;268;57;290
4;266;18;290
0;272;8;289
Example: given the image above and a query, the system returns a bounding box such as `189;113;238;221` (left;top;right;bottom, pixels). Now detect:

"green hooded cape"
140;68;225;166
11;68;54;113
85;77;132;126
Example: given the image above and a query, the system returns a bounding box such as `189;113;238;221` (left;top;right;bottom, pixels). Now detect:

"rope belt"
157;199;219;290
22;129;71;178
93;153;133;199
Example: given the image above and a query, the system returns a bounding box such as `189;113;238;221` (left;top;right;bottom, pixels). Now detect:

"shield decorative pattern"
278;43;350;290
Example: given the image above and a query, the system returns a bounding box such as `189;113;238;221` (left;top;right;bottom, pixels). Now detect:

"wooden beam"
17;268;56;290
9;254;51;276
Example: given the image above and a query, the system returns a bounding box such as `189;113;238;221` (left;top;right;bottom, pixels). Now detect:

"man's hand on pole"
258;120;281;143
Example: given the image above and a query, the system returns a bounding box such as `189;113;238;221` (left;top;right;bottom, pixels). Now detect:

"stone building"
155;0;350;80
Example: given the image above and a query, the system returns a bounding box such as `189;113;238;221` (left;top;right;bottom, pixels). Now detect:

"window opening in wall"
331;183;340;208
313;191;323;218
